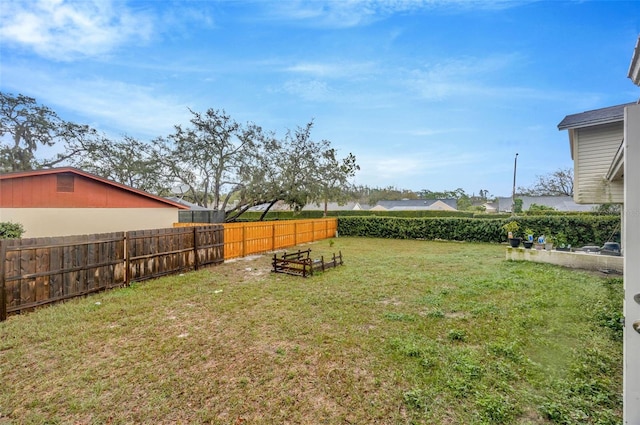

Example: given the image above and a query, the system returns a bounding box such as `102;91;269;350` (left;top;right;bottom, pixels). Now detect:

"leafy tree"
0;91;110;174
64;134;171;195
518;167;573;196
361;186;418;204
1;93;359;222
514;198;523;213
1;92;61;172
151;108;257;209
417;188;466;200
224;127;286;221
226;121;359;221
314;148;359;216
456;194;472;210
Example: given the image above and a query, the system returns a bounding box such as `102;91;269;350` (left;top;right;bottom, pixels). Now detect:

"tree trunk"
259;199;279;221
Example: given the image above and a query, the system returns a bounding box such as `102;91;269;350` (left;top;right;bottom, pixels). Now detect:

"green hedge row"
239;210;475;221
336;216;621;246
239;210;604;221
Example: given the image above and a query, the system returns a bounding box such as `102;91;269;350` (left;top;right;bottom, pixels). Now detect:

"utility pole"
511;153;518;214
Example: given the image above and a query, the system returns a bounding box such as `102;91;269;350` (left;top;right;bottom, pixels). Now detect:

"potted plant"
523;228;535;249
534;235;545;250
502;220;521;248
554;232;570;251
545;234;555;250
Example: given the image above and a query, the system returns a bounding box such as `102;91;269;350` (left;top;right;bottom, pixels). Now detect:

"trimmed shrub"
337;215;619;246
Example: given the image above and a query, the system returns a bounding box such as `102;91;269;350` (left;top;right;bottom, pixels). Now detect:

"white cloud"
402;53;588;103
281;79;335;102
1;64;191;138
263;0;531;29
356;149;482;187
0;0;154;60
284;61;377;79
404;54;520;100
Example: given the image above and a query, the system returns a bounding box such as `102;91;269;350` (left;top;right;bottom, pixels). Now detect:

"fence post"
193;226;199;271
124;232;130;286
219;225;225;262
0;240;6;321
312;220;316;242
272;222;276;251
242;225;246;258
294;221;297;246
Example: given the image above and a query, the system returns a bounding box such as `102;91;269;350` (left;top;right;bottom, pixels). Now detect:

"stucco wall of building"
0;208;179;238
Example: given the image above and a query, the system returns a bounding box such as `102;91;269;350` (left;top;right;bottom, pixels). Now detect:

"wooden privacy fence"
175;218;338;260
1;225;224;321
224;218;337;260
2;219;335;320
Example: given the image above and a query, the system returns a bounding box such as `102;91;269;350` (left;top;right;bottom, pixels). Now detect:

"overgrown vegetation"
0;238;621;424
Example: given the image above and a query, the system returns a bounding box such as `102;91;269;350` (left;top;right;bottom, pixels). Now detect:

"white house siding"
574;122;624;204
0;208;179;238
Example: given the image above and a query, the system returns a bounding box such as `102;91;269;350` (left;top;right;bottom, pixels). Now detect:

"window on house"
56;174;75;192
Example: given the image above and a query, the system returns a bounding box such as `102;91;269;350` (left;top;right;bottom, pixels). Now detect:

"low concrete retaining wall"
506;247;623;274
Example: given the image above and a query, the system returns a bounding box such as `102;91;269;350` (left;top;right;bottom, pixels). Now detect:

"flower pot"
508;238;521;248
523;241;534;249
544;243;553;250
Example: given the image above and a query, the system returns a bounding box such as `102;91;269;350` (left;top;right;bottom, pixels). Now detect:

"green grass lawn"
0;237;622;424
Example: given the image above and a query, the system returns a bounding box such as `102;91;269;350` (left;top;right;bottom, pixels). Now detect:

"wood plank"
48;238;62;299
1;241;6;321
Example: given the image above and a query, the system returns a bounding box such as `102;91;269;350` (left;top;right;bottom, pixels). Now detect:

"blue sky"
1;0;639;197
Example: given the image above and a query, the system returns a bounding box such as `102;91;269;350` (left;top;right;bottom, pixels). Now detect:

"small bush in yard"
0;221;24;239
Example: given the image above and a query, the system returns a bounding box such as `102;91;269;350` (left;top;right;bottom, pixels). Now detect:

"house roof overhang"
557;103;633;131
606;140;625;182
628;35;640;87
0;167;189;209
558;103;633;161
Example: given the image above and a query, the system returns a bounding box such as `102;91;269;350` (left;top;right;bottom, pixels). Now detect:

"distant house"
495;195;598;213
248;200;293;212
481;202;498;213
557;102;635;204
0;167;188;238
302;202;368;212
373;199;457;211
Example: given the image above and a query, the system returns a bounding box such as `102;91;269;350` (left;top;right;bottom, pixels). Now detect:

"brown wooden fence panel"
195;225;225;268
127;227;195;283
1;220;331;320
1;233;126;317
0;241;5;321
